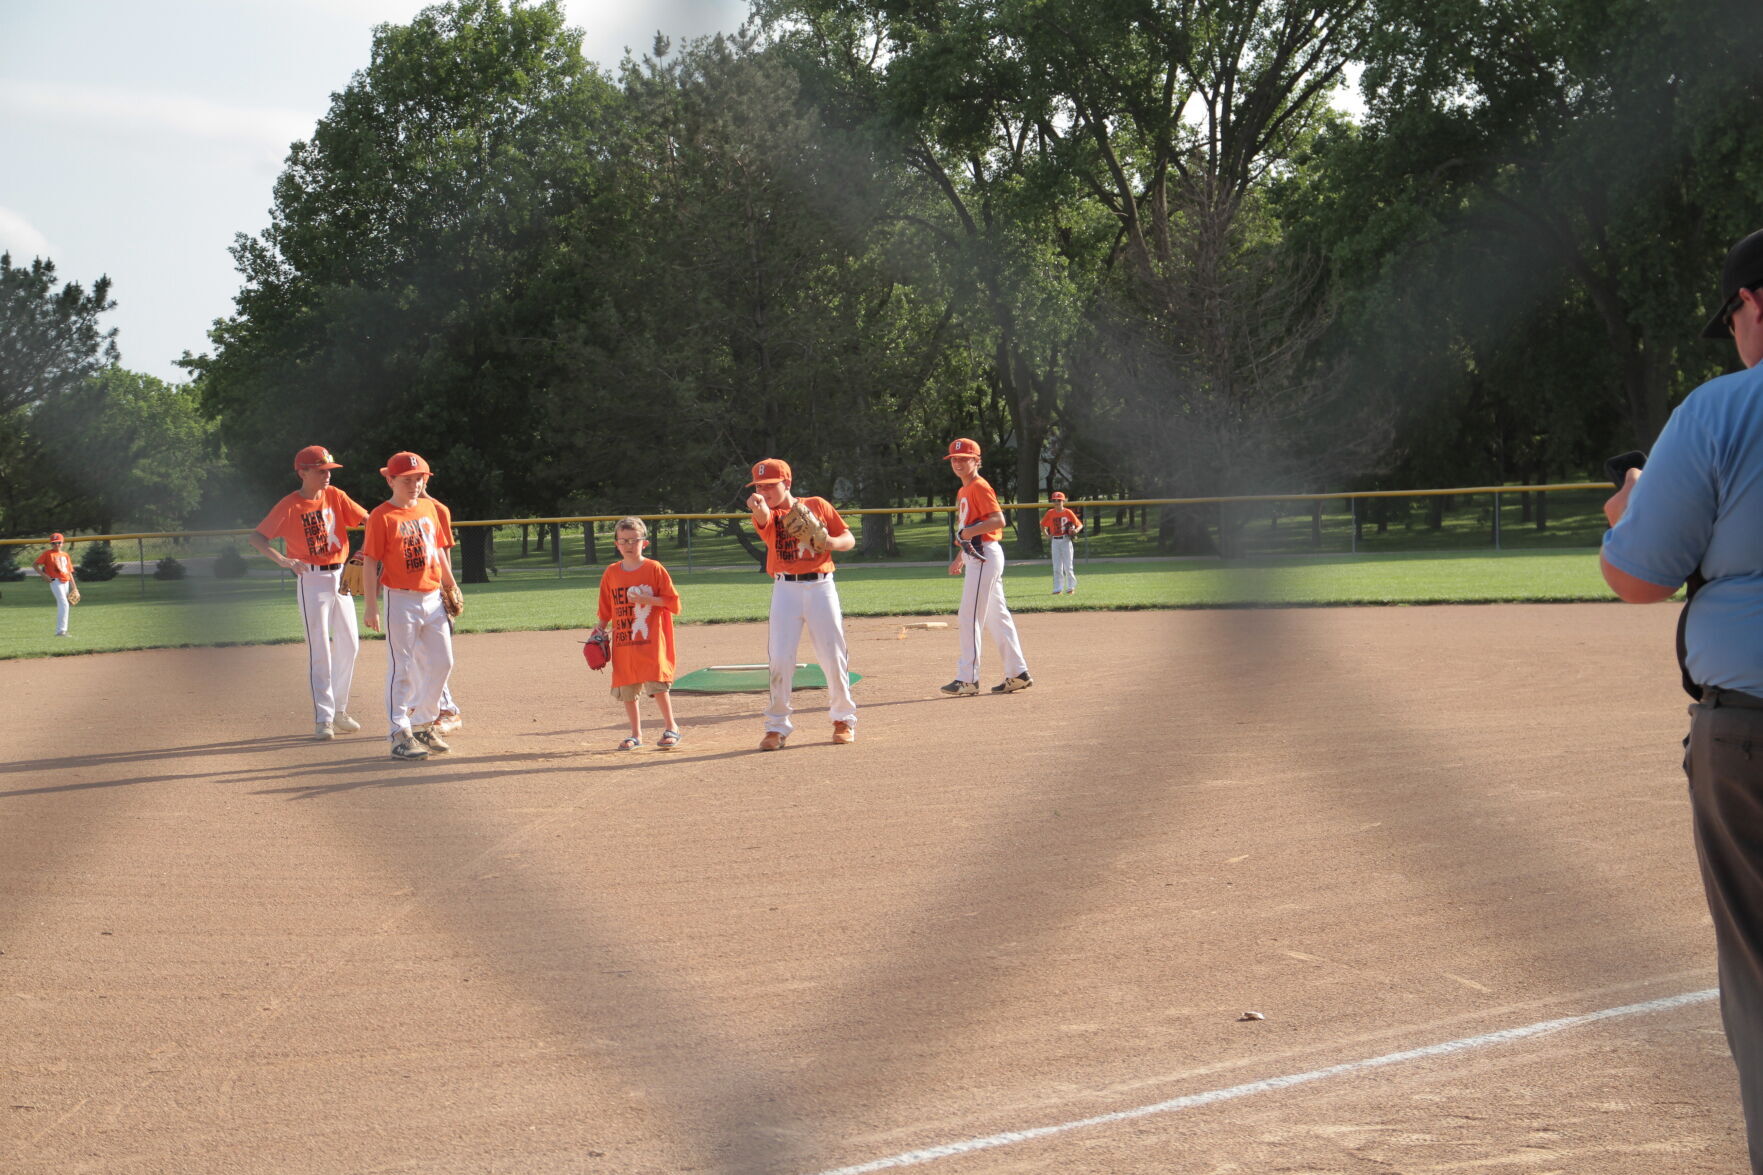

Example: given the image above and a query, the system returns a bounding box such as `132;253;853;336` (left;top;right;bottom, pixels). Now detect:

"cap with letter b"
748;458;791;486
380;451;433;478
50;532;65;542
942;438;982;460
1051;491;1066;501
294;445;343;471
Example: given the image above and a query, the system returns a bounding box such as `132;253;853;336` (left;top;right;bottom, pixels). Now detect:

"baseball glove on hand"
442;582;464;619
780;499;831;554
67;581;81;606
340;553;365;596
958;535;986;562
583;630;611;671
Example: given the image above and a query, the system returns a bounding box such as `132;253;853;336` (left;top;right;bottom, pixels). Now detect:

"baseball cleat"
331;713;361;734
759;730;787;752
939;679;979;697
414;725;452;753
390;734;429;761
831;721;855;745
313;722;335;741
990;673;1034;694
434;710;462;734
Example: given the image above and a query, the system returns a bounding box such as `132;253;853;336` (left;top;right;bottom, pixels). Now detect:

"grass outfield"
0;551;1651;660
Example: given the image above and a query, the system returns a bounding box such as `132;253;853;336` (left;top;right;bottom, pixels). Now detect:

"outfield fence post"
137;537;146;596
555;523;563;580
1350;497;1359;555
1493;491;1502;551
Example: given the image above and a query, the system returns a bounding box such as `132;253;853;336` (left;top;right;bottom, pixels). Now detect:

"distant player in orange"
593;516;682;750
34;532;74;637
249;446;370;739
747;458;857;750
1040;491;1084;594
941;437;1031;696
360;451;459;762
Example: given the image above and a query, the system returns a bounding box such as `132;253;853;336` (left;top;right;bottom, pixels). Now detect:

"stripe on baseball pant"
956;544;1027;684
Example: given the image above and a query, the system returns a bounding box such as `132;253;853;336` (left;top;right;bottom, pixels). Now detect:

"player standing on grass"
1601;227;1763;1174
1040;491;1083;595
940;438;1031;697
34;533;74;637
746;458;857;750
249;446;369;740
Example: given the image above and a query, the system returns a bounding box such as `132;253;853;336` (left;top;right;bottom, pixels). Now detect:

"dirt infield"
0;606;1746;1173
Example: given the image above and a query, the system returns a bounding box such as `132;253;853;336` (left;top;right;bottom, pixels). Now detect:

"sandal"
619;736;642;750
657;729;681;749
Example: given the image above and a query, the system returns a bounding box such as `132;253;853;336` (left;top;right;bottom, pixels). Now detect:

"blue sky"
0;0;750;386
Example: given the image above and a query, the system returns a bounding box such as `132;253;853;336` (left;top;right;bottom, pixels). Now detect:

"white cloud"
0;80;314;164
0;206;57;262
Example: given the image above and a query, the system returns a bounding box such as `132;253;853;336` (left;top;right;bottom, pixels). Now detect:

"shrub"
153;557;186;580
77;540;121;582
0;548;23;582
213;545;249;578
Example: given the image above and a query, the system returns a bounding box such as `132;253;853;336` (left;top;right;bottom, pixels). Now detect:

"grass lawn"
0;549;1646;661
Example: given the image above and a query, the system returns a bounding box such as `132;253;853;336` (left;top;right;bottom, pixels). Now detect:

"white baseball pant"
765;574;856;737
1050;535;1076;592
294;565;359;724
957;539;1028;684
49;578;69;635
382;587;454;740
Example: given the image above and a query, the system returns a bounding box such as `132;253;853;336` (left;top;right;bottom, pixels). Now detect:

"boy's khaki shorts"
611;681;671;702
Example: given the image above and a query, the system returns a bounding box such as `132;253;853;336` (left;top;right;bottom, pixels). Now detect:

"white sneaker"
314;722;335;741
434;711;462;734
331;713;361;734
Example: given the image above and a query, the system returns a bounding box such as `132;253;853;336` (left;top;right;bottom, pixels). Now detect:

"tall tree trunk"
460;527;490;585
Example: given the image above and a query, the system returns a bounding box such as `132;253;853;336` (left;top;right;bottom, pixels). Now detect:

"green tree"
0;253;118;535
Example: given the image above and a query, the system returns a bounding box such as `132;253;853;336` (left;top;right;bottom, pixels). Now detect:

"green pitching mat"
671;663;862;694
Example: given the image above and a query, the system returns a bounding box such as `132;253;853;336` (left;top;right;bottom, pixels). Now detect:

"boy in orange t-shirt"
360;451;459;761
1040;491;1083;594
941;437;1031;696
249;445;371;739
593;517;682;749
746;458;858;750
34;532;74;637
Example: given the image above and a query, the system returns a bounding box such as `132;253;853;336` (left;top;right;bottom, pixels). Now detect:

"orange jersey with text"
1041;507;1080;537
256;486;369;565
361;498;453;592
756;496;847;576
597;558;681;687
35;549;72;581
956;478;1004;541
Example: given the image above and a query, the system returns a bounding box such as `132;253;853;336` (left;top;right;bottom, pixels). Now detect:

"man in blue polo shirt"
1603;227;1763;1173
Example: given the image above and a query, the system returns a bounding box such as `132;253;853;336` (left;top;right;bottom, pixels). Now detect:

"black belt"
777;572;830;581
305;562;343;572
1702;687;1763;710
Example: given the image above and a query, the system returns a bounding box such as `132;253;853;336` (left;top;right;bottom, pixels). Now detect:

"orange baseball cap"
294;445;343;470
50;532;65;542
381;451;433;478
942;438;982;460
748;458;791;485
1051;491;1066;501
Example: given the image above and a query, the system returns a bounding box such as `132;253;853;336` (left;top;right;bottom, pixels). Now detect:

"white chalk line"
805;987;1719;1175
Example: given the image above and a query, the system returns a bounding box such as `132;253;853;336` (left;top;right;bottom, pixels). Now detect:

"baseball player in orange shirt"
594;516;683;750
746;458;858;750
250;445;371;739
360;451;459;762
1040;491;1084;594
422;487;463;735
34;533;74;637
940;438;1032;696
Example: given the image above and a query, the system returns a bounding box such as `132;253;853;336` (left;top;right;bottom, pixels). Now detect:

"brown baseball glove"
340;553;365;596
442;581;464;619
780;499;831;554
67;581;81;606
